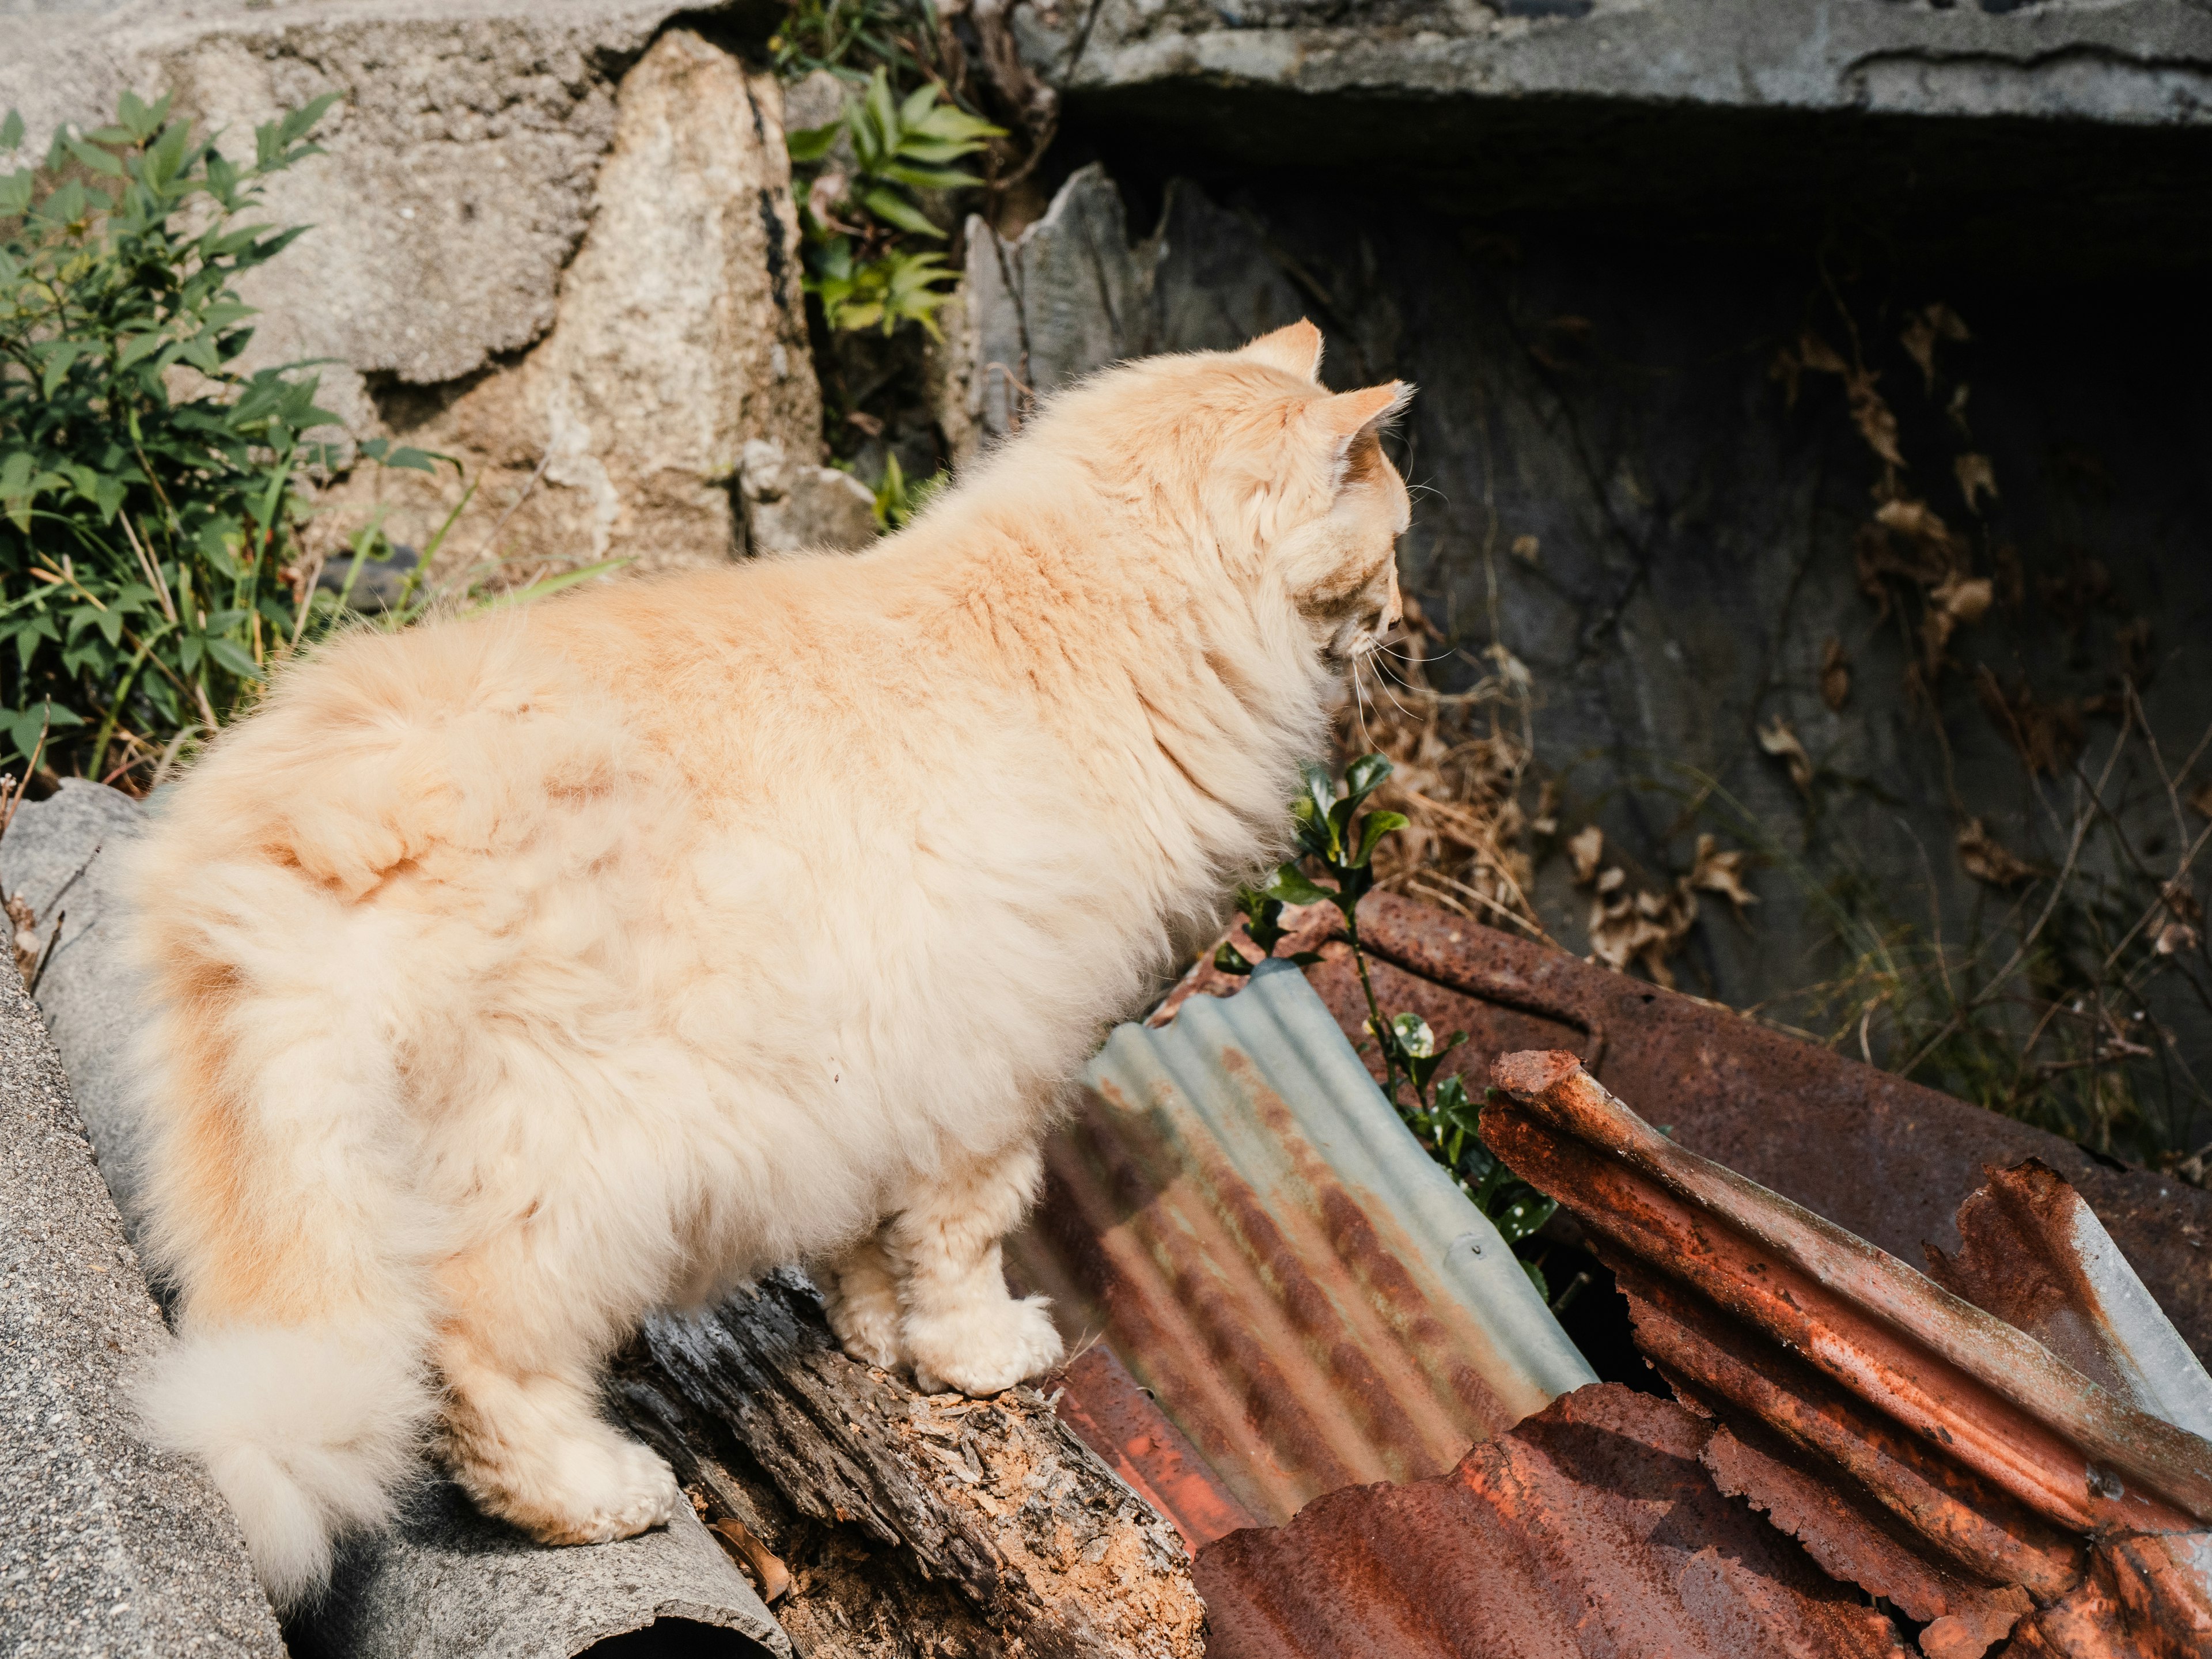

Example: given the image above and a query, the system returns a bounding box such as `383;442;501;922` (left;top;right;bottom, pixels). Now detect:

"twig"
25;909;64;997
467;447;556;567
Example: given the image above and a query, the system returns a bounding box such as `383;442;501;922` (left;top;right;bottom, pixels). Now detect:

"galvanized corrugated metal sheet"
1009;959;1594;1531
1484;1048;2212;1659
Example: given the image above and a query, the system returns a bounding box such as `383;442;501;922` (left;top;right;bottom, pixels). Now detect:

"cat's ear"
1240;319;1325;382
1311;381;1413;486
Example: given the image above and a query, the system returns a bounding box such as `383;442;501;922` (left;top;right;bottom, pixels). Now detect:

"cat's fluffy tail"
138;1323;434;1607
123;847;444;1612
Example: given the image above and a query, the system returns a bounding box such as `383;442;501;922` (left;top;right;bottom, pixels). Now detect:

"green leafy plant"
1218;754;1563;1295
770;0;948;85
788;70;999;339
0;92;435;781
865;451;948;531
0;91;591;788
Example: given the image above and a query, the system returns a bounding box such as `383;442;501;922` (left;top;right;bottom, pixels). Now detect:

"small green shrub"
865;452;948;530
0;91;493;784
1217;755;1563;1297
788;70;999;339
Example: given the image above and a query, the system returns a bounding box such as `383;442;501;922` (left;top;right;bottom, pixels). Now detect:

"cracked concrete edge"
1017;0;2212;126
1;781;791;1659
0;789;285;1657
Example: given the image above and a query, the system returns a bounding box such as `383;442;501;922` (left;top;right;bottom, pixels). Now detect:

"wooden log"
609;1271;1206;1659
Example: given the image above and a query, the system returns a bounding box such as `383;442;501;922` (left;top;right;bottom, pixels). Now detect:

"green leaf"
1391;1012;1435;1060
866;70;899;154
1262;863;1332;907
1212;942;1253;976
40;339;81;397
116;330;169;369
63;134;126;177
878;162;982;192
1344;751;1393;806
1297;759;1338;830
857;184;941;238
910;104;1003;145
206;636;263;680
465;558;631;613
0;110;23;152
786;122;842;164
1354;809;1409;867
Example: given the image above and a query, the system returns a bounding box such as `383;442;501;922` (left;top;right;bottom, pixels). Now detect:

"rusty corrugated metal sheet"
1160;892;2212;1365
1196;1381;1912;1659
1483;1048;2212;1659
1009;959;1594;1531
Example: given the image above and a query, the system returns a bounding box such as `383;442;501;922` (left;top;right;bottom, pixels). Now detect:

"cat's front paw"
906;1294;1064;1396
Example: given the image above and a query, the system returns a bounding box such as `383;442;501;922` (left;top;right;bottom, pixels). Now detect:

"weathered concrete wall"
1021;0;2212;126
0;0;875;571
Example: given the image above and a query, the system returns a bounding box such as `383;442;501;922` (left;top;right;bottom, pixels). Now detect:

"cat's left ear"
1311;381;1414;486
1240;319;1325;382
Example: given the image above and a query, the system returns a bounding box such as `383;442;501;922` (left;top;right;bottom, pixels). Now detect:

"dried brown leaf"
1566;824;1605;884
1947;382;1974;441
1690;833;1759;910
1510;534;1540;567
1758;717;1814;796
1874;497;1963;559
1955;453;1998;515
2156;920;2201;957
1846;369;1904;468
1820;638;1850;712
1900;303;1970;395
1798;329;1848;376
1957;819;2037;888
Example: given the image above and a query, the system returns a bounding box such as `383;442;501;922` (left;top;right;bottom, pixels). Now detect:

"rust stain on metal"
1013;960;1592;1532
1048;1345;1256;1551
1196;1382;1911;1659
1486;1047;2212;1659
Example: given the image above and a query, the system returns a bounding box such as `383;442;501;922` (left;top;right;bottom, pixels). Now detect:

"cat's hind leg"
888;1139;1065;1396
433;1214;681;1546
821;1226;906;1369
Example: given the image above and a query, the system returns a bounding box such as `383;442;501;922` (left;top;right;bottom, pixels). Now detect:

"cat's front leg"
888;1139;1065;1396
820;1226;906;1369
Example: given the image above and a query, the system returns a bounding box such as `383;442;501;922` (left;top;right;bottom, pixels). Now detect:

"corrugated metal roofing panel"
1009;959;1593;1529
1195;1381;1912;1659
1484;1048;2212;1659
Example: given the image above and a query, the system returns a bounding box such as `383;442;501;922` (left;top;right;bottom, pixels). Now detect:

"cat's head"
1073;320;1413;671
1228;320;1414;671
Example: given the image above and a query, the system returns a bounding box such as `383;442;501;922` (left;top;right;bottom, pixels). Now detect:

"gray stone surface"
3;782;791;1657
738;438;882;555
327;28;826;573
1018;0;2212;127
2;3;827;573
0;873;285;1657
2;779;157;1233
0;0;679;418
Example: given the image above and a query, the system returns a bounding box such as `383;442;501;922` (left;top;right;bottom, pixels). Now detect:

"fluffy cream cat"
122;321;1412;1607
